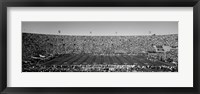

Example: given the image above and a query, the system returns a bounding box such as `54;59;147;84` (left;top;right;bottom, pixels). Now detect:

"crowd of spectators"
22;33;178;72
22;33;178;60
146;49;178;66
23;63;178;72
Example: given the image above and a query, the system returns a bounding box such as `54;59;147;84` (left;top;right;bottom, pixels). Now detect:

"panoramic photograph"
22;21;178;72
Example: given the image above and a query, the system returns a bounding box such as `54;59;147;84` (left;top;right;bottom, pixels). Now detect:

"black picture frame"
0;0;200;94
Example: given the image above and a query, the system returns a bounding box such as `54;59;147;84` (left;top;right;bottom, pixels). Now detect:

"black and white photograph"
22;21;178;72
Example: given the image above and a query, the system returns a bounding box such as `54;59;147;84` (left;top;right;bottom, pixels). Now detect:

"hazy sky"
22;21;178;36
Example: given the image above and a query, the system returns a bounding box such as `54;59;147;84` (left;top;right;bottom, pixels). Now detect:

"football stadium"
22;33;178;72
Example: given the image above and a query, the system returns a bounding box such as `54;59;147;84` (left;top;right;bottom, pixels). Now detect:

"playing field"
42;54;174;66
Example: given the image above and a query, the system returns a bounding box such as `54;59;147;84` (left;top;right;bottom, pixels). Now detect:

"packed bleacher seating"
22;33;178;72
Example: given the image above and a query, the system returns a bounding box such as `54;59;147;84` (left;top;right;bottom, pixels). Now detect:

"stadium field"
42;54;174;66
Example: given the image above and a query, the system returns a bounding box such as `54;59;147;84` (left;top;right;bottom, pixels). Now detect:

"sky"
22;21;178;36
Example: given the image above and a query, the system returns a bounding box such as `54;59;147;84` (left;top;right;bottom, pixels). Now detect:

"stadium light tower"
90;31;92;36
149;30;151;35
56;30;61;54
58;30;61;34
